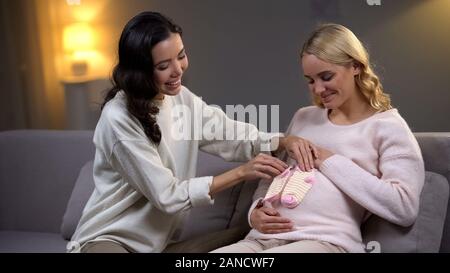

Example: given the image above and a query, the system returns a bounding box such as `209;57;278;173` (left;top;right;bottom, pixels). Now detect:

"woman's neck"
154;93;165;101
329;92;377;125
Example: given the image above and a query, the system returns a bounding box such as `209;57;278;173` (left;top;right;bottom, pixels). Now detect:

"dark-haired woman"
69;11;315;253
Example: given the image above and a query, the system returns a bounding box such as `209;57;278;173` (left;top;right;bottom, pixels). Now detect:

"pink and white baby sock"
264;166;315;208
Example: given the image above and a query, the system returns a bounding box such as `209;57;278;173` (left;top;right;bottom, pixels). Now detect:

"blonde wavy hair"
301;23;392;111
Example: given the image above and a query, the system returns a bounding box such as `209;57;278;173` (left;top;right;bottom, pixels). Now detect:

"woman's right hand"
250;206;294;234
278;135;318;171
238;153;288;181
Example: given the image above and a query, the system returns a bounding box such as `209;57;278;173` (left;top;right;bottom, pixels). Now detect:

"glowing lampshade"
63;22;95;52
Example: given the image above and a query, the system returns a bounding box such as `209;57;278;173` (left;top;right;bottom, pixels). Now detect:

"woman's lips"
321;91;336;103
166;79;181;89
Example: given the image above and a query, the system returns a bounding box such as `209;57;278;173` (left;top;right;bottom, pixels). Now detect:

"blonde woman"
212;24;425;253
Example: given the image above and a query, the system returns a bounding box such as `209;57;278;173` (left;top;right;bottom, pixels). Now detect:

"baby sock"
263;167;292;203
280;167;315;208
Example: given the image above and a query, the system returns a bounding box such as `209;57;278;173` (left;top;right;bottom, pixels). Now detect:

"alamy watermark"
169;100;281;151
366;0;381;6
365;241;381;253
66;240;382;253
67;240;81;253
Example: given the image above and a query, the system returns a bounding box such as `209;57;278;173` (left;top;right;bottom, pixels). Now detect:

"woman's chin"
323;102;335;109
322;99;341;110
162;86;182;96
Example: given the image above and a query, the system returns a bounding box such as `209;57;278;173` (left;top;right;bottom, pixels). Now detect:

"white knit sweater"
71;86;275;253
246;106;425;252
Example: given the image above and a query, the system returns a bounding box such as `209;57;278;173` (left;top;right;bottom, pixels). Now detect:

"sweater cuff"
188;176;215;207
319;154;346;175
247;198;264;228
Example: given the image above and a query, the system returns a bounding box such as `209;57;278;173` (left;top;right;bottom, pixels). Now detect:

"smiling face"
302;53;360;110
152;33;188;97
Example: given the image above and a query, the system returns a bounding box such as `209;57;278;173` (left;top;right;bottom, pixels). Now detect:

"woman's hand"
313;146;334;169
210;154;287;197
278;136;318;171
238;153;288;181
250;206;294;234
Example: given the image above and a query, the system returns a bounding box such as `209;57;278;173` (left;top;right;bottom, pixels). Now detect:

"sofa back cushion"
228;181;258;229
61;160;95;240
176;152;243;241
362;171;449;252
0;130;94;233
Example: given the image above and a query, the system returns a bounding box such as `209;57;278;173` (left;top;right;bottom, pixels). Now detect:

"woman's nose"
313;82;326;95
172;61;183;76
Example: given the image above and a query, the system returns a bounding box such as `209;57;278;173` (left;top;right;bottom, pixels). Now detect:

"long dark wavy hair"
102;11;182;145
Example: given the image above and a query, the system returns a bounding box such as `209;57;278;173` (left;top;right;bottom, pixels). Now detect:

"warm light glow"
63;22;95;52
61;50;111;80
72;50;97;60
71;1;106;22
66;0;81;6
56;1;114;79
72;7;98;22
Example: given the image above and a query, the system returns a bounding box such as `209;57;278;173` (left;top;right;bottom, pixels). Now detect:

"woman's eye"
157;65;168;71
322;74;334;81
178;54;186;60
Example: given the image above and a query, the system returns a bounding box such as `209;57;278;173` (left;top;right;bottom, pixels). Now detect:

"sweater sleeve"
319;125;425;227
195;97;280;162
109;139;214;215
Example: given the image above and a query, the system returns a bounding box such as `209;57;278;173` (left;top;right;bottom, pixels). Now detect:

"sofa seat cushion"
362;171;449;252
0;231;67;253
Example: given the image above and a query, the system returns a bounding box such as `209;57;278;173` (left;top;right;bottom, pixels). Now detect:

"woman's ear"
352;62;361;76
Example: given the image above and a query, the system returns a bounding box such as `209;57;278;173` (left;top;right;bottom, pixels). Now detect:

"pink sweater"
246;106;425;252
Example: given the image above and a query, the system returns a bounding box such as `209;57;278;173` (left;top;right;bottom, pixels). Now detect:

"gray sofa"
0;130;449;253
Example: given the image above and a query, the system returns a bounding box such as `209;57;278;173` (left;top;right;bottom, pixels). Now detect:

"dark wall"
139;0;450;132
1;0;449;132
